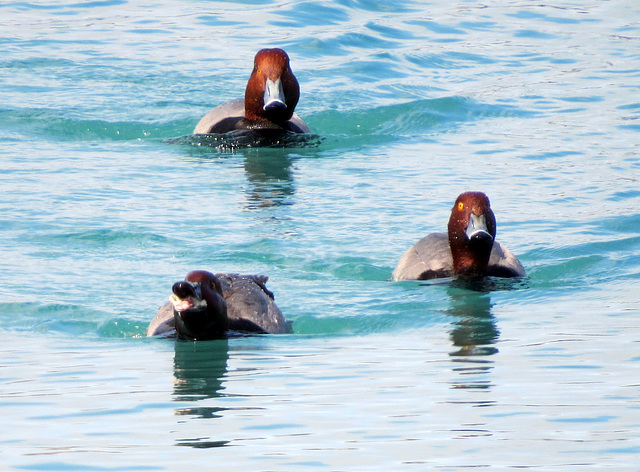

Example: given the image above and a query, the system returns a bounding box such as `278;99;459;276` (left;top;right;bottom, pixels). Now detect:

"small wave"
310;96;534;137
0;302;150;339
25;228;175;251
0;107;191;141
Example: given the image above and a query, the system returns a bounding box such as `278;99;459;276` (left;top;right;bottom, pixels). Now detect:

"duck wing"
488;242;526;277
146;301;177;337
215;273;292;334
393;233;454;281
193;98;246;134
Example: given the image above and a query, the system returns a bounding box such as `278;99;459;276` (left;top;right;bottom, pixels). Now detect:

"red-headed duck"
193;48;310;134
393;192;525;281
147;270;292;340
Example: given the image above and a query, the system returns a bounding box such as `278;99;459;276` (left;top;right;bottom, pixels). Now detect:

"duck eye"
458;202;464;210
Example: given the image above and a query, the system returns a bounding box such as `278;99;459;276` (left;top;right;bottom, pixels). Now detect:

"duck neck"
449;234;492;278
174;294;229;340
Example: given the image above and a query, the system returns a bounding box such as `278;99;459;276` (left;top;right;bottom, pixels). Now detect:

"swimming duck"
393;192;525;280
193;48;310;134
147;270;292;340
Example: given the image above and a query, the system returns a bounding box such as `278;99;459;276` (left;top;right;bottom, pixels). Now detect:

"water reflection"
169;131;322;209
172;339;230;448
243;150;295;209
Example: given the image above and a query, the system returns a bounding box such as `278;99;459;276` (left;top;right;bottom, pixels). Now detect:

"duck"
147;270;292;340
393;192;525;281
193;48;310;134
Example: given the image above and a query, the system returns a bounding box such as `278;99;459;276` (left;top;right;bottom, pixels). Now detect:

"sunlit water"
1;1;639;470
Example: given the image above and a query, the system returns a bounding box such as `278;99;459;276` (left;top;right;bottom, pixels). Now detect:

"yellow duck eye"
458;202;464;211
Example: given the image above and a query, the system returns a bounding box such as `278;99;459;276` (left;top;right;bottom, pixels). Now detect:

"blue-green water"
1;1;640;470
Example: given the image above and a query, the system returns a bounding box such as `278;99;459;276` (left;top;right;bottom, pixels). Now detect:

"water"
1;0;639;470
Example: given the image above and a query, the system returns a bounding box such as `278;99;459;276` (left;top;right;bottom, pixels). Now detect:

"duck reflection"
442;278;530;395
243;149;295;209
439;279;499;394
172;340;233;449
170;131;321;210
446;279;500;358
173;339;229;414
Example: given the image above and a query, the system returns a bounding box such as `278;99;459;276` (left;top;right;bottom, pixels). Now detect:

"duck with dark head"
193;48;310;135
147;270;292;340
393;192;526;281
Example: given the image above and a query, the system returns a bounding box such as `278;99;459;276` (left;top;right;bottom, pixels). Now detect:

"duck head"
244;48;300;125
447;192;497;278
170;270;228;340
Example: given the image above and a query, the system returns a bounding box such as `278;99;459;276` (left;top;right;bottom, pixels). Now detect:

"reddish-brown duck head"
447;192;497;277
244;48;300;125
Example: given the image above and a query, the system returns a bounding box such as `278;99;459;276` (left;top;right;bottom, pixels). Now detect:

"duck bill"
263;77;287;111
465;213;493;243
170;281;206;313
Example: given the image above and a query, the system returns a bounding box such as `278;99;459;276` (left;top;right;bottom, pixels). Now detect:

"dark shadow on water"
444;276;530;294
175;439;230;448
165;130;323;151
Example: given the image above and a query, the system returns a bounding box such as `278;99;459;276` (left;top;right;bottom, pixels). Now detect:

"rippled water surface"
1;1;639;470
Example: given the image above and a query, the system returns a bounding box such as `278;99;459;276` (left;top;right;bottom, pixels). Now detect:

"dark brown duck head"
170;270;228;340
